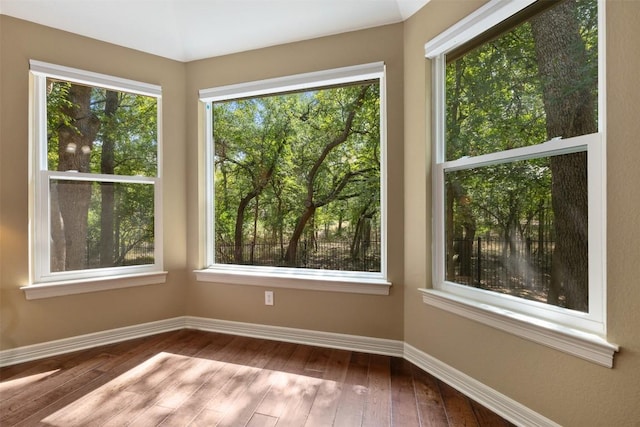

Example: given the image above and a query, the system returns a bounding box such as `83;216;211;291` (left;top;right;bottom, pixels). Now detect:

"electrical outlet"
265;291;274;306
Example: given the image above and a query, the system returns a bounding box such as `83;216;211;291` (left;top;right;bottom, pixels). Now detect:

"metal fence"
216;239;381;272
86;241;155;268
450;237;553;294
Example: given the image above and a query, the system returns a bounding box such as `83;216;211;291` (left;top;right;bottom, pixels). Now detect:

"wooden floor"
0;329;515;426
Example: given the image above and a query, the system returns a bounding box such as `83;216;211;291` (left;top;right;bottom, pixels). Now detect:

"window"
424;0;618;365
197;63;390;295
26;61;165;298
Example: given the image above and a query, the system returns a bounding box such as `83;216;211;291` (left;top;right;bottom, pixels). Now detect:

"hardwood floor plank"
411;364;449;427
0;358;62;398
125;404;175;427
304;349;350;426
271;374;321;427
215;369;274;427
37;334;212;427
159;363;242;427
8;332;190;427
0;345;114;415
101;355;223;426
281;343;314;374
303;346;333;377
332;351;370;427
390;357;421;427
158;335;256;426
439;381;480;427
253;344;316;421
40;389;142;426
470;399;515;427
362;353;392;427
6;369;108;427
1;354;113;425
204;339;280;421
188;408;226;426
262;341;299;372
247;412;279;427
0;330;516;427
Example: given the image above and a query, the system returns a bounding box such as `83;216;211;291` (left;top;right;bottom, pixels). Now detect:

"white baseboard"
404;343;560;427
184;316;405;357
1;317;557;426
0;317;186;367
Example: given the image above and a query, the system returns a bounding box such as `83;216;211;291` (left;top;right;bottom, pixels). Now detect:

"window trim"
424;0;618;365
196;62;391;294
26;60;166;294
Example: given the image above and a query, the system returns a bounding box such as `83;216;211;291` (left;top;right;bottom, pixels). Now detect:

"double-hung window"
196;63;390;295
26;61;165;299
424;0;618;366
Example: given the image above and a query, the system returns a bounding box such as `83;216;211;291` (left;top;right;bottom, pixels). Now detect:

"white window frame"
422;0;618;366
195;62;391;295
24;60;166;300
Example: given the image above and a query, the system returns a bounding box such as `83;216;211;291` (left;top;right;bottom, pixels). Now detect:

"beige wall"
2;1;639;424
184;24;405;340
0;16;188;349
403;0;640;425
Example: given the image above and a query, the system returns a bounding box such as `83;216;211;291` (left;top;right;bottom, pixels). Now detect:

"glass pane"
50;179;154;271
445;0;598;160
445;152;588;312
46;79;158;176
212;82;381;272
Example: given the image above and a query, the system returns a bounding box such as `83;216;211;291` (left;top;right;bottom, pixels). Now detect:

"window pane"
46;79;158;176
212;82;381;272
445;0;598;160
444;152;588;312
50;179;154;271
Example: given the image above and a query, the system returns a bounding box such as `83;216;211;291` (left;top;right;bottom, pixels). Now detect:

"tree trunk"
233;192;253;264
285;205;316;266
284;86;370;266
232;140;285;264
100;90;119;267
250;195;259;264
55;84;101;270
446;59;467;281
531;0;595;311
445;182;456;280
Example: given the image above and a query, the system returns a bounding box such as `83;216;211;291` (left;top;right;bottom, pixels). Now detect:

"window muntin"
428;0;605;334
30;61;162;284
200;63;386;280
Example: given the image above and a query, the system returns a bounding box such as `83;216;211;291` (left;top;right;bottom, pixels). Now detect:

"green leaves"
212;81;381;270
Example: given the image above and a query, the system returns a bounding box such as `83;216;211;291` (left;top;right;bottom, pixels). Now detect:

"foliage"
444;0;597;310
46;80;157;269
212;81;381;270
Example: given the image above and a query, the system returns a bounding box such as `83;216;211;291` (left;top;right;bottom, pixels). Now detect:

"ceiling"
0;0;430;62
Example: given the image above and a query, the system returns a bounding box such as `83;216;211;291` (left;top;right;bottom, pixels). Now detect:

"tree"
445;21;548;283
442;0;597;308
99;90;119;267
50;82;100;270
212;81;381;270
48;81;158;271
213;97;292;263
283;84;379;266
531;0;596;311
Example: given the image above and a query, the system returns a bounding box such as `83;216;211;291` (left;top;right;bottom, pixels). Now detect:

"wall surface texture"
185;23;405;340
0;16;188;349
402;0;640;425
2;1;639;424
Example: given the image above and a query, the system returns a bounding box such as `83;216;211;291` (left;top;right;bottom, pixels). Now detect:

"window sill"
419;288;619;368
194;266;391;295
21;271;168;300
